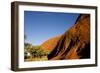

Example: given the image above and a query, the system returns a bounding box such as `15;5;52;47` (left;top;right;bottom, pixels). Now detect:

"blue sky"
24;11;80;45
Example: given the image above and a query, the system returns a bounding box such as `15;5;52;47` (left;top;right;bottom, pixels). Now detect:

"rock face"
48;14;90;60
41;36;61;52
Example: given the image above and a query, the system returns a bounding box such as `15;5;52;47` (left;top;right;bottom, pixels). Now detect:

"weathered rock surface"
41;36;61;52
47;14;90;60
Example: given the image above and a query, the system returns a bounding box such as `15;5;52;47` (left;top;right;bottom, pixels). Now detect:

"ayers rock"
41;35;61;52
48;14;90;60
46;14;90;60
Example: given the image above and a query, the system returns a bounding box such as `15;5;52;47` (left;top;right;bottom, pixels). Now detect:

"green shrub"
24;43;48;59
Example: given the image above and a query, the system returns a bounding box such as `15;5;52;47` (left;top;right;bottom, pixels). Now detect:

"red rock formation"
48;14;90;60
41;36;61;52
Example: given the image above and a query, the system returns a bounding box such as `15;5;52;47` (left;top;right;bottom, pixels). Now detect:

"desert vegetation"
24;43;49;61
